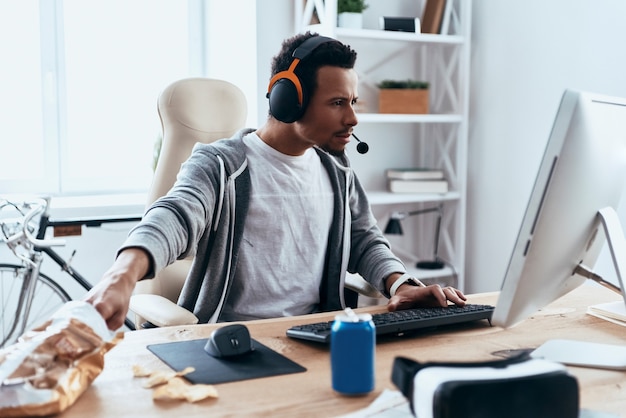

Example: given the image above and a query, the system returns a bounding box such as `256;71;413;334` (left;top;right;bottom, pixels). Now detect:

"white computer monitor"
492;89;626;329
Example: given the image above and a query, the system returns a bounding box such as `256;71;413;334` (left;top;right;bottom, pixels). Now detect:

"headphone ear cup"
268;78;304;123
267;36;334;123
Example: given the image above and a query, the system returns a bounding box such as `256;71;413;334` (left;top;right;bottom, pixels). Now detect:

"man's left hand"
387;284;467;312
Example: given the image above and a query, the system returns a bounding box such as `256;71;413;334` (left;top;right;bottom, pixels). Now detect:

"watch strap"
389;273;425;297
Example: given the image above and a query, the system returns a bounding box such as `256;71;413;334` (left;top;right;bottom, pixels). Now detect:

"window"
0;0;204;196
0;2;47;189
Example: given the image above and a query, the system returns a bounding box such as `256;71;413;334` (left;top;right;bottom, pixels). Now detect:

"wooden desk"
61;284;626;417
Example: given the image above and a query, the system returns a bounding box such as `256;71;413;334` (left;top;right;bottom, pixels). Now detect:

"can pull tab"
344;307;360;322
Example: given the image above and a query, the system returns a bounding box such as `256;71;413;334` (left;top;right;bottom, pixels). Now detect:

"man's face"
295;66;359;155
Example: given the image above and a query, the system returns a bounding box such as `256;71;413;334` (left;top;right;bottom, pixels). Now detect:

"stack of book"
386;168;448;193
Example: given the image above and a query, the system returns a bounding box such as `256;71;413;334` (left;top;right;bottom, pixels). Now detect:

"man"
85;32;466;330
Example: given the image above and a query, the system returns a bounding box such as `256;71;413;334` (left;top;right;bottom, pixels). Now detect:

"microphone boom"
352;133;369;154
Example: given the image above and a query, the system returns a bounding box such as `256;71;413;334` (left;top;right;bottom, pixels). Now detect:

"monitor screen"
492;89;626;328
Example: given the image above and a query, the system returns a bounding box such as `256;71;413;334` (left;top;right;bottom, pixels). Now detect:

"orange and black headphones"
266;35;335;123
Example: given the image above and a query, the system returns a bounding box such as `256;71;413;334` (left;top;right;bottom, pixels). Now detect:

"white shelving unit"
295;0;471;291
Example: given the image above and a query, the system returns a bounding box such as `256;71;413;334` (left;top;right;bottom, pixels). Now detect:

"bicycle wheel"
0;263;71;348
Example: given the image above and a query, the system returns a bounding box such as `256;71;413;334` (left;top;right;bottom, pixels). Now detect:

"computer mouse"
204;324;255;358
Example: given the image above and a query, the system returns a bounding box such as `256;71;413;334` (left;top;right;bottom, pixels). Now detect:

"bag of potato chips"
0;301;121;417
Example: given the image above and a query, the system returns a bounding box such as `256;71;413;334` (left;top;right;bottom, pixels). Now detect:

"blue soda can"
330;308;376;395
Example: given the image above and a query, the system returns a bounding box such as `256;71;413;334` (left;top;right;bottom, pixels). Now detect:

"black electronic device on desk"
286;304;494;344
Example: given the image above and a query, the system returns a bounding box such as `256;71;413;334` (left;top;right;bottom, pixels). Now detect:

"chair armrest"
345;274;383;298
129;294;199;327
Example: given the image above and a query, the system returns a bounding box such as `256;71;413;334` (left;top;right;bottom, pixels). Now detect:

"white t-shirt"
219;132;334;321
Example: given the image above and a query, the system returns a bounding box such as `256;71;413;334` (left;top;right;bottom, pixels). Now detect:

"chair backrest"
135;78;247;309
148;77;248;205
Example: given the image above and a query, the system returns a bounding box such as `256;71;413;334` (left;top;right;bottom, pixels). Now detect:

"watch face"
407;278;426;288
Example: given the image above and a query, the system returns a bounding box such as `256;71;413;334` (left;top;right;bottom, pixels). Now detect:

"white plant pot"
337;12;363;29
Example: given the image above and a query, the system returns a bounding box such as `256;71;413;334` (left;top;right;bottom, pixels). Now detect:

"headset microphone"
352;133;369;154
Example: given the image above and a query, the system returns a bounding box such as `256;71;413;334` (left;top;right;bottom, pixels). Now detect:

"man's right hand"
84;247;151;331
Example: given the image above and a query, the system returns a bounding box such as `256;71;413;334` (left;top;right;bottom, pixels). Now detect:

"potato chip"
132;364;151;377
142;366;194;388
182;383;219;402
142;370;176;388
132;365;214;402
152;377;218;403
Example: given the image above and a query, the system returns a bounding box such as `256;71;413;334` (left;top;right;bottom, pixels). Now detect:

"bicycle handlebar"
0;197;66;249
23;203;66;248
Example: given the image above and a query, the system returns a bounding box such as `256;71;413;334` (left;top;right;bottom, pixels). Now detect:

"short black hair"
270;31;357;101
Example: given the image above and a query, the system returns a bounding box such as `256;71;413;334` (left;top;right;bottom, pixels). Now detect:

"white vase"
337;12;363;29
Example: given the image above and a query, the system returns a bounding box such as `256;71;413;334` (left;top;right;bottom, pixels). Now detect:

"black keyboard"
286;304;494;344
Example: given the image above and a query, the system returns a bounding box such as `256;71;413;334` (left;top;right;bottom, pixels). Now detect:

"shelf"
367;191;461;206
349;264;455;285
408;264;456;283
356;113;463;124
297;0;470;291
306;25;464;45
336;27;464;45
348;263;457;300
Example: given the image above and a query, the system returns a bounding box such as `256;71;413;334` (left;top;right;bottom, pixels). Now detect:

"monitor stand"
531;207;626;370
575;207;626;302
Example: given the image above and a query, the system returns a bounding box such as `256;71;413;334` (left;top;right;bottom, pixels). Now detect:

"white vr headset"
391;352;579;418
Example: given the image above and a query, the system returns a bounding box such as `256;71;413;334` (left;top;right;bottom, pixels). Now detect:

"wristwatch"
389;273;425;297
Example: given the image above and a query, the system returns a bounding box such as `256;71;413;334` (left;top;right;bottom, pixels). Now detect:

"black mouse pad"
147;338;306;384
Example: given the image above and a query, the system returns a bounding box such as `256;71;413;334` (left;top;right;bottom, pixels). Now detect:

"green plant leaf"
338;0;368;14
377;79;429;89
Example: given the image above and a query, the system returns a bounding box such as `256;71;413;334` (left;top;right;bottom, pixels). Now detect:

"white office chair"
129;77;381;329
129;78;247;328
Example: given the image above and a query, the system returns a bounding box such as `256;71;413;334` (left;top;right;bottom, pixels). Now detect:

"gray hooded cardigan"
121;128;405;323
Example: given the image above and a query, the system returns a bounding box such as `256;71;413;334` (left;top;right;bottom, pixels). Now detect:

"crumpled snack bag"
0;301;121;417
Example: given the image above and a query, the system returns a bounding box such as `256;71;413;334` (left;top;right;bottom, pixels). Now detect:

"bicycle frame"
34;212;142;331
3;251;46;344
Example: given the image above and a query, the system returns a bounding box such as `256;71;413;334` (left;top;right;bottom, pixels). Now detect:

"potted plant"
377;79;430;114
337;0;368;29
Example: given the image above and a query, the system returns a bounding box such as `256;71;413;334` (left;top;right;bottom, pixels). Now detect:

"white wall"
467;0;626;292
203;0;296;127
205;0;259;127
253;0;296;124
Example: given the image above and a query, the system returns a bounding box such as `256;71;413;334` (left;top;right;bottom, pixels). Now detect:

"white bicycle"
0;196;138;348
